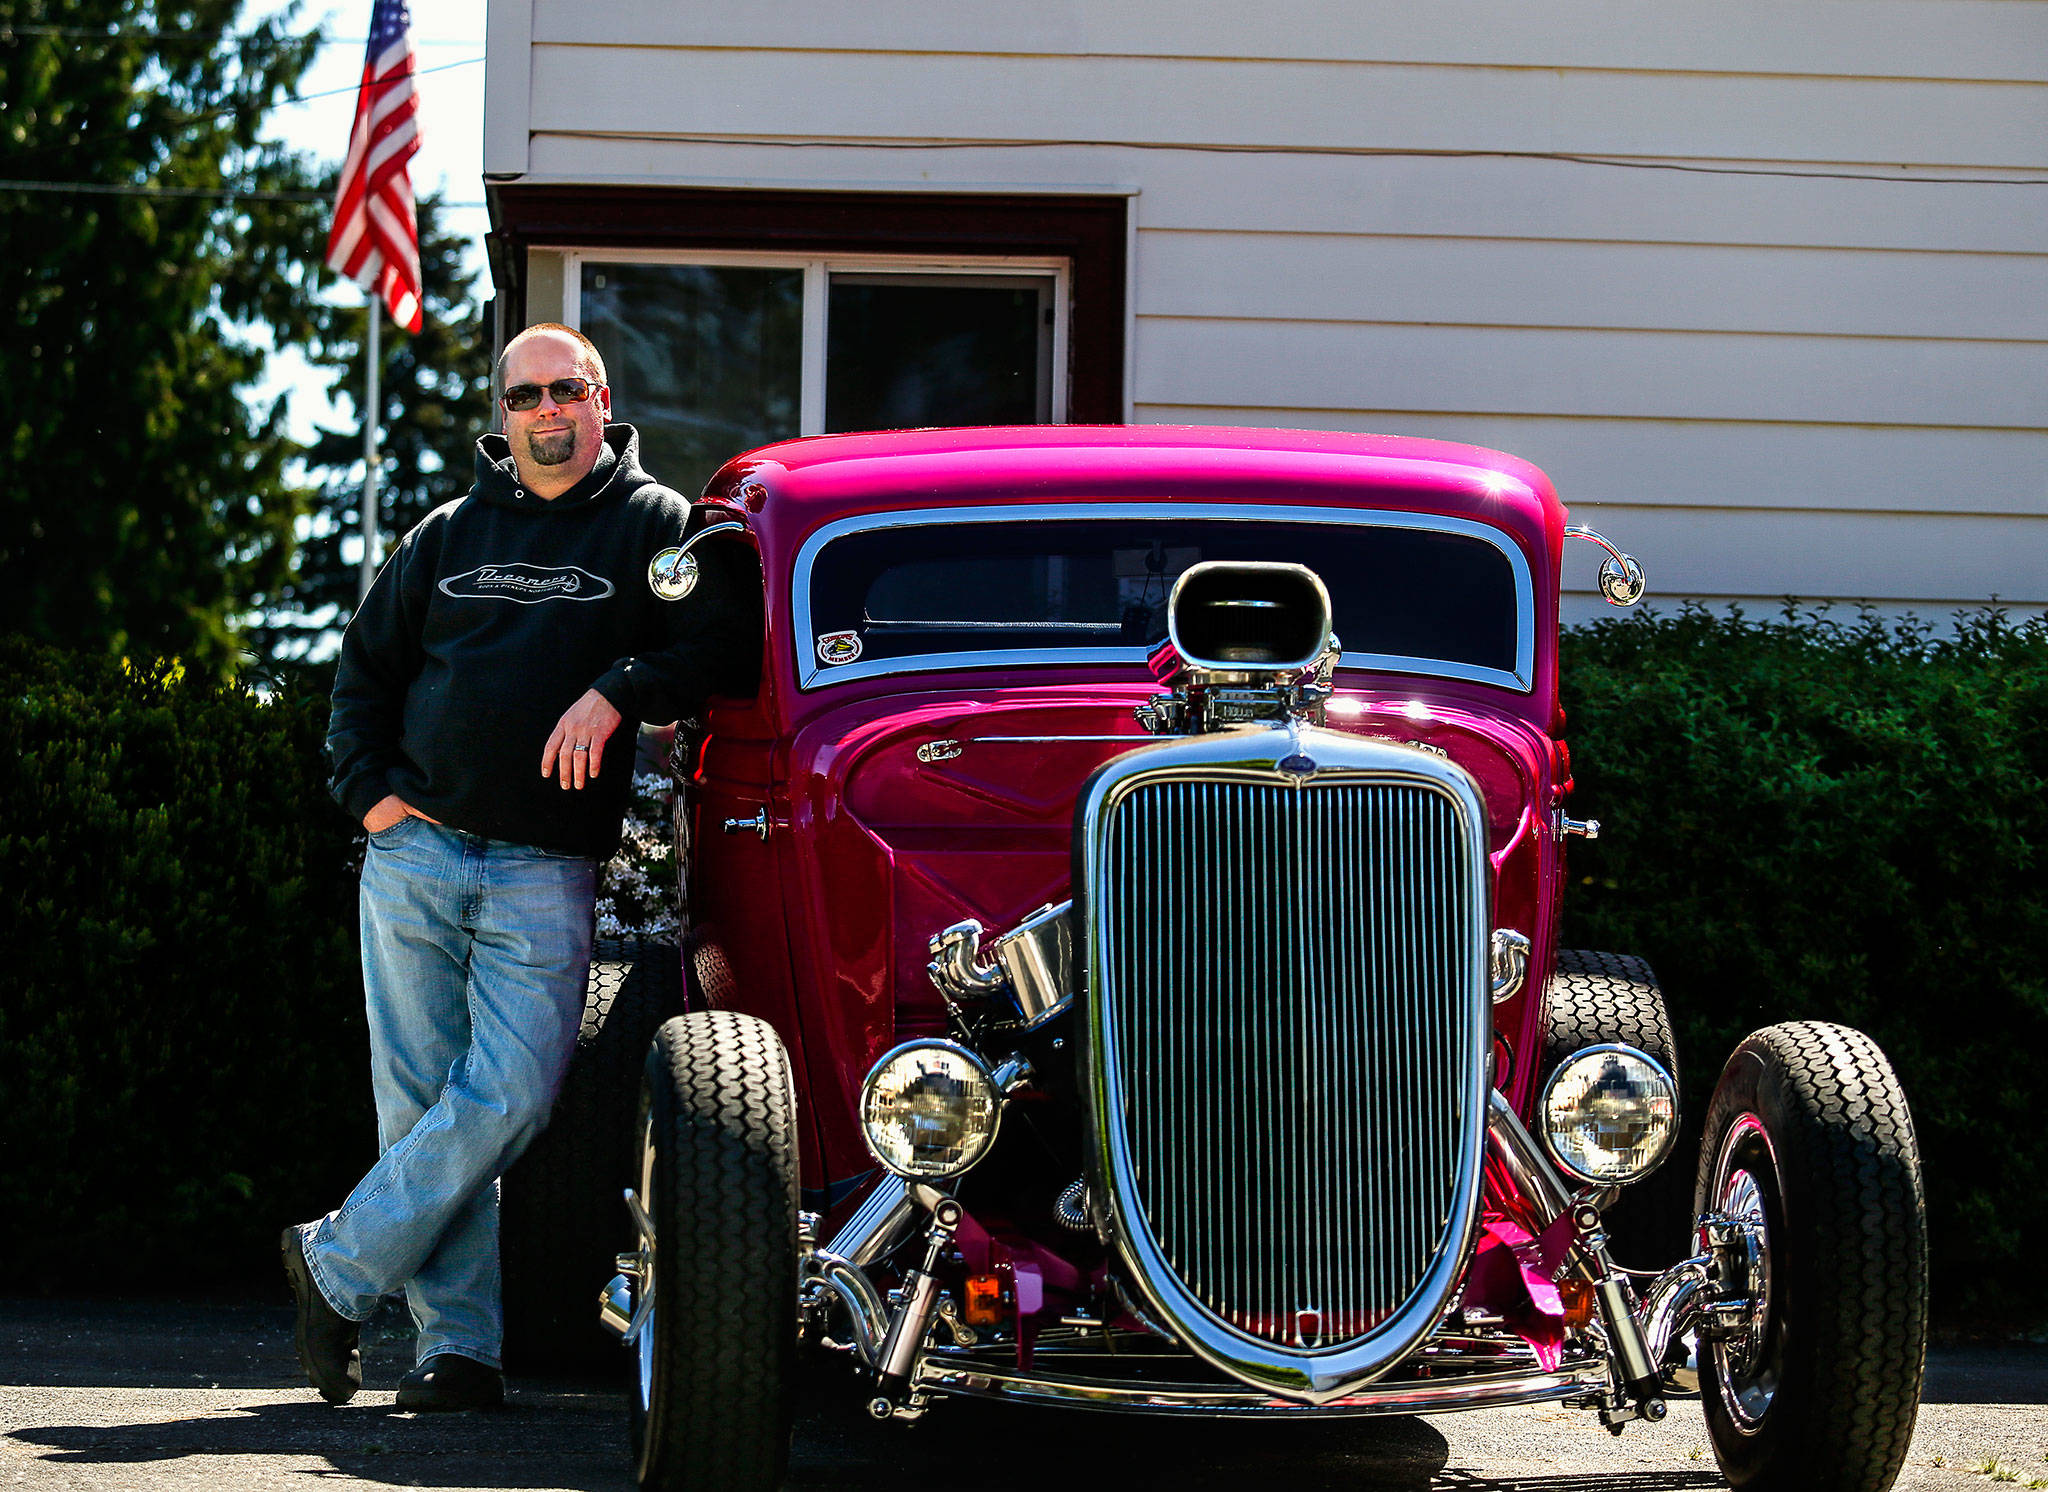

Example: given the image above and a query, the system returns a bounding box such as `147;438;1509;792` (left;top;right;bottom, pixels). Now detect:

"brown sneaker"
396;1353;504;1412
280;1225;361;1404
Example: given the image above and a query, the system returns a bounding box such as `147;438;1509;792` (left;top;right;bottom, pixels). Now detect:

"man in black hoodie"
281;323;759;1411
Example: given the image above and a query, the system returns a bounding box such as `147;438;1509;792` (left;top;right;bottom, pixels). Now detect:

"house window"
567;252;1069;496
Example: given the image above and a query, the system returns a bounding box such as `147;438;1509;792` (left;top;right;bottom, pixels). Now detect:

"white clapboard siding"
533;0;2048;85
1135;231;2048;341
1558;504;2048;604
526;48;2048;169
522;137;2048;257
1133;411;2048;519
497;0;2048;612
1134;319;2048;429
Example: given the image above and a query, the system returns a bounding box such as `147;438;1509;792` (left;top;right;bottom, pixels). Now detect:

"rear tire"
1542;949;1683;1265
501;939;686;1373
1696;1021;1927;1492
629;1011;798;1492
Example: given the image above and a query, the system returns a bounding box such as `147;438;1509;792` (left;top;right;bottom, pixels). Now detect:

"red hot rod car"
595;426;1927;1492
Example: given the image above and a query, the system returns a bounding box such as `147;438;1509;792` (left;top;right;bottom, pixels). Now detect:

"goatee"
526;429;577;467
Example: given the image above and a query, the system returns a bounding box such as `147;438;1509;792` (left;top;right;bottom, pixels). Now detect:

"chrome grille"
1097;775;1480;1349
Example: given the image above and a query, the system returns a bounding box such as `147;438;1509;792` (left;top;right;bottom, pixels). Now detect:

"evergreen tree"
0;0;329;674
251;192;492;668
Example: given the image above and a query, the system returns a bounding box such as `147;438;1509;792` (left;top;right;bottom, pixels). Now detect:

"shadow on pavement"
790;1389;1451;1488
1434;1477;1727;1491
7;1390;1453;1491
10;1396;631;1491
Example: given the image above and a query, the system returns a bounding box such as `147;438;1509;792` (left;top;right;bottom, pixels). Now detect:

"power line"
0;25;481;46
244;55;485;110
0;178;486;208
0;177;325;201
0;53;483;152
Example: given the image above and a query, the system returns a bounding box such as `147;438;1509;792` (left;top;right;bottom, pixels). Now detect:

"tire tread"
1697;1020;1927;1492
637;1010;797;1492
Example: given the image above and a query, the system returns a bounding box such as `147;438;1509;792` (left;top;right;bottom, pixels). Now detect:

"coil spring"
1055;1178;1090;1232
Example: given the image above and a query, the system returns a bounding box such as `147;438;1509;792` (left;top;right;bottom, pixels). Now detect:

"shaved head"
497;322;607;387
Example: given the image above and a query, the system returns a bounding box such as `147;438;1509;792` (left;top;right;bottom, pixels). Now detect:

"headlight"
860;1040;1003;1178
1540;1044;1678;1184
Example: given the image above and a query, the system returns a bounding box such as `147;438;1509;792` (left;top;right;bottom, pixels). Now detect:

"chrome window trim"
792;502;1537;693
1075;725;1495;1404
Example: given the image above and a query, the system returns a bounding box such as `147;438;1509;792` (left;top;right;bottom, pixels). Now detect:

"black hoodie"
326;424;761;858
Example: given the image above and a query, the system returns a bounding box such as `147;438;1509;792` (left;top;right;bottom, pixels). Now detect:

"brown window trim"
486;186;1128;425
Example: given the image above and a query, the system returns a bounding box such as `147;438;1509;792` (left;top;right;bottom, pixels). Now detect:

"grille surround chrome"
1076;724;1493;1404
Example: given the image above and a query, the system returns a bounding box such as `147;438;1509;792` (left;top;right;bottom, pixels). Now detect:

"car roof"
702;425;1566;555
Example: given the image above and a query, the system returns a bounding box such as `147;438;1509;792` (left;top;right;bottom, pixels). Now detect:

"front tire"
629;1011;798;1492
1696;1021;1927;1492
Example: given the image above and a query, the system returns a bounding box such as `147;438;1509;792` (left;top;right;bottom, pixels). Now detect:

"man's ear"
598;383;614;421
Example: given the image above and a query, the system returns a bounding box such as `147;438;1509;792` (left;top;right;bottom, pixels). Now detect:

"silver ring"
573;744;590;752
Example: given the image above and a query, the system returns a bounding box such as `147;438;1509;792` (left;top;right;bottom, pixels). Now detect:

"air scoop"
1168;561;1333;675
1138;562;1340;734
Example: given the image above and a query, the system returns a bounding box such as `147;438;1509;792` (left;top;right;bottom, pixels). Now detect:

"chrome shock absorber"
868;1195;964;1419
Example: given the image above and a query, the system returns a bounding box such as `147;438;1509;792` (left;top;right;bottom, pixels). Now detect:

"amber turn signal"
1558;1278;1596;1329
963;1272;1009;1326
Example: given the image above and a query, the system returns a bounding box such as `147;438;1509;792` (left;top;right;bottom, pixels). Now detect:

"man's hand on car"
362;795;440;834
542;688;625;790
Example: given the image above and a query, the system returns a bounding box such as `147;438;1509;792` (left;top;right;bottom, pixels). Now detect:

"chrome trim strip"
911;1355;1599;1418
791;502;1537;694
1077;725;1494;1404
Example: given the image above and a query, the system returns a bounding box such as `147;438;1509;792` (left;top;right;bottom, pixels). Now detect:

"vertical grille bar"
1100;775;1476;1348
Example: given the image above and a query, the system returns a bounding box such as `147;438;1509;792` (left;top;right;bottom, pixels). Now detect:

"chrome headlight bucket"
1540;1044;1679;1184
860;1040;1003;1178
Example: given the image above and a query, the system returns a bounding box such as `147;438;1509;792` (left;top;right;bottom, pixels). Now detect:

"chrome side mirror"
1564;526;1646;607
648;520;747;601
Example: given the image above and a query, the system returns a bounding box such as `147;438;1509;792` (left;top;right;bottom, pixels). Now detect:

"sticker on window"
816;630;863;667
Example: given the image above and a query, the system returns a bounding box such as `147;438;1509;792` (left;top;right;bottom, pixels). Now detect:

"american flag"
325;0;422;332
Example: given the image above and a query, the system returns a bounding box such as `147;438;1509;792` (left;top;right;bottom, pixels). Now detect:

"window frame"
485;186;1130;422
563;248;1073;434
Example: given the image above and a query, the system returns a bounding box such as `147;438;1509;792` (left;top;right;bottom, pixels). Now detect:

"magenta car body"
692;426;1565;1183
603;425;1927;1492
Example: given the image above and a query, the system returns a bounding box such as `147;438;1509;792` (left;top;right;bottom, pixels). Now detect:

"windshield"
797;506;1532;691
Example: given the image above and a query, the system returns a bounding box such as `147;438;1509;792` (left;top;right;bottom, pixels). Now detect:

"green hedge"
4;612;2044;1323
0;638;372;1287
1559;605;2048;1324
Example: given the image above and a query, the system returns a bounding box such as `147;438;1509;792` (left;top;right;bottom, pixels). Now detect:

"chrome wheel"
1709;1114;1779;1432
633;1112;657;1417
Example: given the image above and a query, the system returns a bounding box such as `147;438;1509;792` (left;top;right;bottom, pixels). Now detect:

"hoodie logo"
439;564;616;604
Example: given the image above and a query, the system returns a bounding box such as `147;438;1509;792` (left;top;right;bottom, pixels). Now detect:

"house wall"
484;0;2048;621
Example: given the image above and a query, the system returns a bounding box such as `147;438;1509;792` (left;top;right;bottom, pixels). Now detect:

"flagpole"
358;298;381;603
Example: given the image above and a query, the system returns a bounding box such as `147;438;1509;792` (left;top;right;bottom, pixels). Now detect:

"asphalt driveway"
2;1298;2042;1490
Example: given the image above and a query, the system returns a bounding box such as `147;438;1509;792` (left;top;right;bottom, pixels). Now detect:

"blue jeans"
301;815;596;1368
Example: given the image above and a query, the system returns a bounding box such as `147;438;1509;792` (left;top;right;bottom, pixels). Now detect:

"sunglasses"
501;377;601;412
